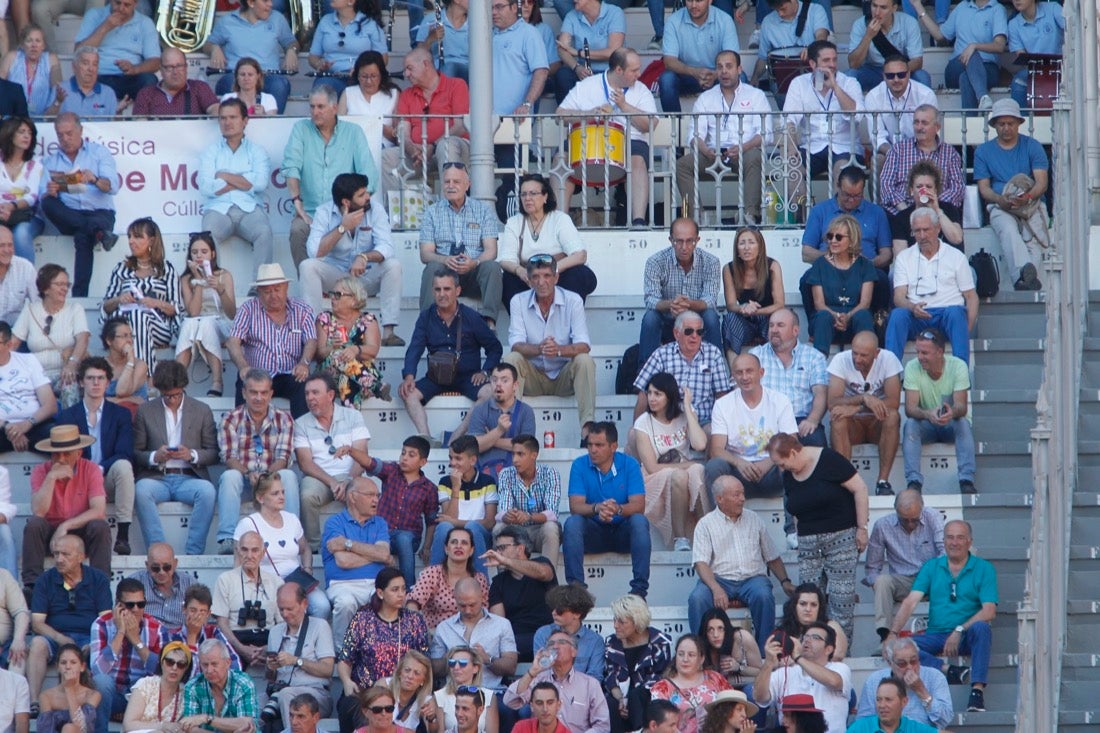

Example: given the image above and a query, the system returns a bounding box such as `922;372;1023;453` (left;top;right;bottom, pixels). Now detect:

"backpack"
615;344;640;395
969;248;1000;298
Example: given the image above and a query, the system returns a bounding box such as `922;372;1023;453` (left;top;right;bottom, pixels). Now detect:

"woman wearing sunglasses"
176;232;236;398
355;685;403;733
434;647;498;733
122;641;192;732
804;214;877;356
497;173;597;306
315;275;390;408
100;318;149;412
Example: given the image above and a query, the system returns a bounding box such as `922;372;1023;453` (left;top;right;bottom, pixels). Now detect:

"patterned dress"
316;310;386;406
102;261;182;369
650;670;732;733
338;607;430;689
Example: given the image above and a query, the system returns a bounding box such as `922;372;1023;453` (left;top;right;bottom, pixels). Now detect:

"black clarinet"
583;39;591;71
386;0;395;50
434;0;444;70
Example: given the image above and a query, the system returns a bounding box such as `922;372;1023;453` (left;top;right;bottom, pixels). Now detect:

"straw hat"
251;263;291;289
35;424;95;452
705;689;760;718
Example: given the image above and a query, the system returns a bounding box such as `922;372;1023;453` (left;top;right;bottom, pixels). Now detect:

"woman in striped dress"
101;218;182;374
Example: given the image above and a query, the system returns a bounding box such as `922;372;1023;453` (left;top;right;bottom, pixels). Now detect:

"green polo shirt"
912;553;998;633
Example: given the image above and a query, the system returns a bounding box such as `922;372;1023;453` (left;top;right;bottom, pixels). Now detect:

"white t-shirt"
293;405;371;477
0;667;30;733
767;661;852;733
0;351;50;421
710;387;797;462
560;71;658;142
892;241;976;309
826;349;903;404
633;412;691;462
234;510;305;578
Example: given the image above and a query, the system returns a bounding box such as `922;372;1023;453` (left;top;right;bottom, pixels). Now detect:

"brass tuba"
156;0;216;53
289;0;325;48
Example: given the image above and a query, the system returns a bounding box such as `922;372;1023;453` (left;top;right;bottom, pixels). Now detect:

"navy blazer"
56;400;134;473
0;79;27;118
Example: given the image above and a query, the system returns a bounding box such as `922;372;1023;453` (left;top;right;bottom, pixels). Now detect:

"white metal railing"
383;107;1056;231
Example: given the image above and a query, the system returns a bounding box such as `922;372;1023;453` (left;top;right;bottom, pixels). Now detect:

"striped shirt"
750;342;828;418
879;138;966;213
643;247;722;310
229;297;316;376
418;197;500;260
91;613;169;688
496;464;562;523
634;342;731;424
219;404;295;474
692;507;778;581
864;508;945;585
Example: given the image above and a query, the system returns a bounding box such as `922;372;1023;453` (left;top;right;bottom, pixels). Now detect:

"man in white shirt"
0;665;30;733
299;172;402;344
864;56;939;163
198;99;273;278
556;47;657;227
826;331;903;496
884;207;979;363
502;256;596;442
676;50;772;224
783;40;865;179
754;621;852;732
704;353;797;499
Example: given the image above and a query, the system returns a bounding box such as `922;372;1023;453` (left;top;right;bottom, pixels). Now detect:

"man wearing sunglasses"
130;542;193;629
847;0;928;92
884;520;997;714
863;57;938;157
90;578;168;733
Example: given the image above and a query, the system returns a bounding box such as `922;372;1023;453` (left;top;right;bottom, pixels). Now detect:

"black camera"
237;600;267;628
260;693;284;723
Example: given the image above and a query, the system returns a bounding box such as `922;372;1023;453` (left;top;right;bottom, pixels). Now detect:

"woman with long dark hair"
36;644;101;733
633;371;707;551
697;609;762;690
406;526;489;629
0;115;43;261
772;582;849;661
722;228;784;359
338;51;399;149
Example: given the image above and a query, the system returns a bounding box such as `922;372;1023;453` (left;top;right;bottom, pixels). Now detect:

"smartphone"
813;69;826;92
202;260;213;278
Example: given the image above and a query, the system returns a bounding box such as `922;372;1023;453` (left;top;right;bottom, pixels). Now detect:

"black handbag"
427;309;463;385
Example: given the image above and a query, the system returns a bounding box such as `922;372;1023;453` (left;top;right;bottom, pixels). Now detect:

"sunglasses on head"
884;70;909;80
442;162;467;171
188;230;212;243
457;685;485;705
368;705;396;714
528;253;553;264
918;329;939;341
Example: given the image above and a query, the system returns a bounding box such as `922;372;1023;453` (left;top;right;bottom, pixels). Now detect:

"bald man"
130;542;192;629
826;331;903;496
430;577;517;687
131;47;219;116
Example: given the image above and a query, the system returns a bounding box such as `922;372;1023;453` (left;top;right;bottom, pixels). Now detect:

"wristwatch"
296;657;304;668
337;224;347;235
344;539;354;551
135;642;145;651
954;625;965;634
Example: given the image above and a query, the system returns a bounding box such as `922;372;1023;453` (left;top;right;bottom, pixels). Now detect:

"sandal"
206;387;223;397
30;702;39;719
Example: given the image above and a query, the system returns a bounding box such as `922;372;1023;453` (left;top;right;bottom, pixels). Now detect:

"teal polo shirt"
846;716;938;733
912;553;998;633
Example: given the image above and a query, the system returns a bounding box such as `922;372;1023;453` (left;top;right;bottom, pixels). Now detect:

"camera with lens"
260;687;286;723
237;600;267;628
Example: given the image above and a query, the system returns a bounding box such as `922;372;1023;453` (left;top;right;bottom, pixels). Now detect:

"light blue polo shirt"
1007;1;1065;55
534;21;557;72
941;0;1008;64
561;2;628;72
757;2;830;57
491;19;548;115
207;10;296;70
848;12;924;67
661;6;740;69
415;10;470;66
75;8;160;76
309;12;388;73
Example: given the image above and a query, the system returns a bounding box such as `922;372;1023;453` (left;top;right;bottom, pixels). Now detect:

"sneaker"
422;434;444;449
218;539;235;555
98;231;119;252
1014;262;1041;291
673;537;692;551
875;480;894;496
906;480;923;493
748;29;760;49
786;533;799;550
960;479;978;494
966;687;986;712
946;664;971;685
648;35;662;51
978;94;993;111
113;538;131;555
630;218;648;230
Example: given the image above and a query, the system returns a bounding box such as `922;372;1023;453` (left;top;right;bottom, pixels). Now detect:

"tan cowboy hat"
35;424;96;452
705;689;760;718
251;263;291;289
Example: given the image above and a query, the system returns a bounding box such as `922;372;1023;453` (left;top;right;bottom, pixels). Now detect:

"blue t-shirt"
973;134;1049;194
560;3;628;72
802;197;892;260
805;255;878;311
568;452;644;525
662;7;740;68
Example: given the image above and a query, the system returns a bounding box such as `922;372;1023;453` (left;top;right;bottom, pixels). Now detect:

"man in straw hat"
21;424;111;589
227;263;318;419
703;689;760;733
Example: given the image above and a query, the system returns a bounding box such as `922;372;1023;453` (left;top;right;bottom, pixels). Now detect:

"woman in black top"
766;432;869;642
721;228;785;359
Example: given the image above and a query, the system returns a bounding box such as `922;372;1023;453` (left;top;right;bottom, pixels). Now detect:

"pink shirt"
31;458;105;525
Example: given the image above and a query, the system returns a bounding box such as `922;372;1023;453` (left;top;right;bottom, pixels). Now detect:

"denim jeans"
38;200;115;297
93;674;131;733
945;57;999;108
688;574;776;651
639;308;722;365
429;521;491;574
134;474;217;555
913;620;992;683
12;217;42;263
390;529;421;589
902;418;976;486
563;514;651;597
885;305;971;364
216;469;301;542
1011;68;1030;108
658;71;704;114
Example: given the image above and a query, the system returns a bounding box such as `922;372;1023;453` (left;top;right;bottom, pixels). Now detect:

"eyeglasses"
884;70;909;80
368;705;396;714
802;633;827;642
681;327;704;336
188;230;212;243
149;564;172;573
825;232;847;241
493;543;516;551
162;657;188;669
122;600;148;609
161;390;185;402
442;162;467;171
448;658;471;668
327;291;353;299
519;190;545;198
43;314;53;336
